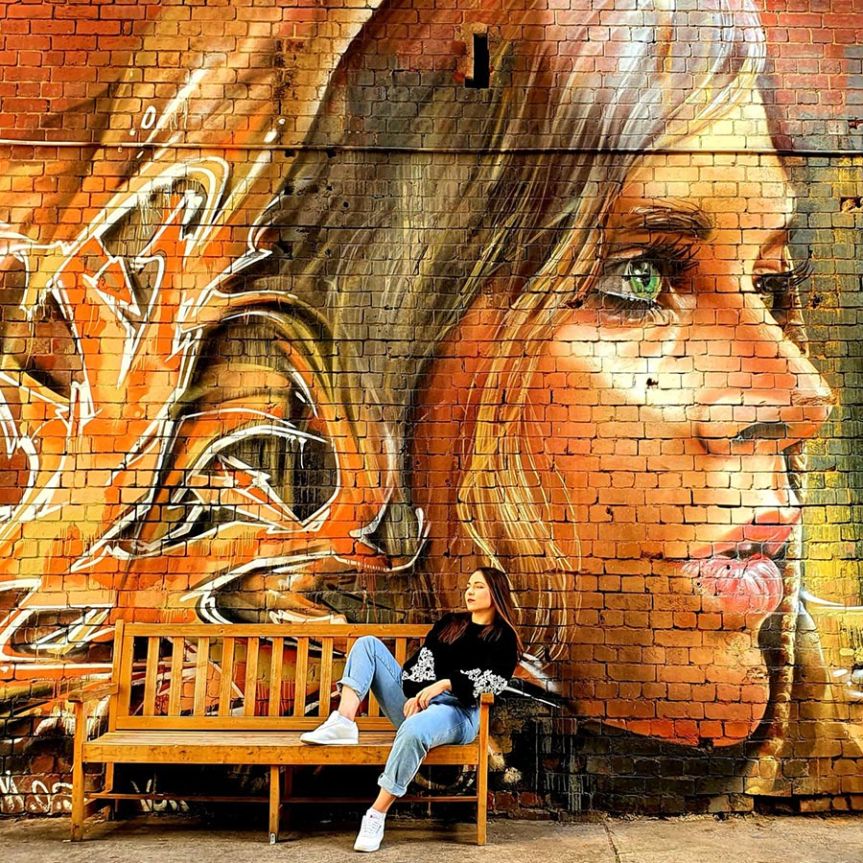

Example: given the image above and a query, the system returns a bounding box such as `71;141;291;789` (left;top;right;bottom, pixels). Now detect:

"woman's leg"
376;697;479;801
354;699;478;852
337;636;407;726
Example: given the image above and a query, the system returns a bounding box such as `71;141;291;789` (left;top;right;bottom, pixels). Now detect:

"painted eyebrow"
616;203;715;240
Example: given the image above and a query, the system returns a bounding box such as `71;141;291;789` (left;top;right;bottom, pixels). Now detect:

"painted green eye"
623;259;662;301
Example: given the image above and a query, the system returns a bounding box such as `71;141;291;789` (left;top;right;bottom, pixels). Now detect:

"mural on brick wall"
1;0;862;814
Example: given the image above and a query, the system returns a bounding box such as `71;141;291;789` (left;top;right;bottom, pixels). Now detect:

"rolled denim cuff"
336;675;366;698
377;772;407;798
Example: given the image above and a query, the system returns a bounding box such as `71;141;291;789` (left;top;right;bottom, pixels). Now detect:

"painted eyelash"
595;237;698;311
636;237;699;278
753;258;813;295
596;293;672;323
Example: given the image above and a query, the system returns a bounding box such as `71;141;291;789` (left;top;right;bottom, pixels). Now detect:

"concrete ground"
2;813;863;863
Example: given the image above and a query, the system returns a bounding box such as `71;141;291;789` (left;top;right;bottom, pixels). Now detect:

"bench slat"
395;637;407;665
268;637;284;717
124;624;430;638
367;639;380;717
318;638;333;716
218;637;236;716
114;716;398;731
168;637;184;716
142;637;159;717
107;620;125;734
117;625;135;720
193;637;210;715
243;638;260;717
293;639;309;717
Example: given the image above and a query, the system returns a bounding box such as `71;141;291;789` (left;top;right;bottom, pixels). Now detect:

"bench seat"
84;730;478;766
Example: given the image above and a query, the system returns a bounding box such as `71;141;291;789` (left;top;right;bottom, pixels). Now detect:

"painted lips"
681;515;799;616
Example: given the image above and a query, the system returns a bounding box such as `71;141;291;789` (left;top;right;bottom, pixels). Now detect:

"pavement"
3;813;863;863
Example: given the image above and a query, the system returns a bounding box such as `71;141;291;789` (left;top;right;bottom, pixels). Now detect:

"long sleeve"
450;625;519;707
401;613;454;694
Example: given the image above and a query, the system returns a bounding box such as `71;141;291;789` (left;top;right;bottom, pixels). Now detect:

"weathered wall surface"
1;0;862;817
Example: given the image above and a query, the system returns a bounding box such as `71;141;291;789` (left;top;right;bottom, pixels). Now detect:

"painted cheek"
539;321;688;412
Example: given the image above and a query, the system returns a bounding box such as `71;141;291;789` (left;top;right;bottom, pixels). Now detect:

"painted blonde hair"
271;0;767;659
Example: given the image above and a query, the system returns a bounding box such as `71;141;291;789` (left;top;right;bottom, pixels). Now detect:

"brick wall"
1;0;862;817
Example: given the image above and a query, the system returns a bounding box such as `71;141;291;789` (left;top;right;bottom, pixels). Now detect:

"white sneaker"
353;810;385;852
299;711;358;745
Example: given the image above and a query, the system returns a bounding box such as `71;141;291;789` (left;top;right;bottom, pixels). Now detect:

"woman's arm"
450;629;519;707
414;678;452;709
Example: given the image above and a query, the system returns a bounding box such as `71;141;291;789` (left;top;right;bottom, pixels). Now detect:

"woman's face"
412;96;834;747
465;572;493;615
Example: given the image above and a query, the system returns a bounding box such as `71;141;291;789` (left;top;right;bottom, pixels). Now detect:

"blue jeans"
338;635;480;797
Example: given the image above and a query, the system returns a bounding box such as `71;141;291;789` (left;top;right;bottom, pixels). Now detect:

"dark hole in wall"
465;34;490;89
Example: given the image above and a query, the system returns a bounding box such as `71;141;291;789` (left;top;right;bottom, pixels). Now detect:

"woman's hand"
402;696;420;718
415;679;452;710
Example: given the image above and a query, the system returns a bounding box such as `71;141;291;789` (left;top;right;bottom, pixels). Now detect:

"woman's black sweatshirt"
401;612;519;708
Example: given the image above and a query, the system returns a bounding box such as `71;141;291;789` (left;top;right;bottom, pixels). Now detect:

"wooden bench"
69;622;493;844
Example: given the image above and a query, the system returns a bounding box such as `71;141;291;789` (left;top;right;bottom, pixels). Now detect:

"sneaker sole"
299;738;359;745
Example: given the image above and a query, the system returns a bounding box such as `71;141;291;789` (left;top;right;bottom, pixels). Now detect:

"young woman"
300;567;522;851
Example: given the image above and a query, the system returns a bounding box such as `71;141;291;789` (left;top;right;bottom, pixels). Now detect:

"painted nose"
358;498;425;563
692;305;834;454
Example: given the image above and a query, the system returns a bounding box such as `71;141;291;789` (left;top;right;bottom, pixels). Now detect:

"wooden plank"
268;637;284;717
124;623;430;638
318;638;333;717
116;624;136;720
90;728;409;742
218;637;236;716
366;640;382;717
394;637;407;666
142;637;159;717
293;639;309;717
82;739;477;766
167;637;184;716
107;620;125;732
88;792;268;804
109;716;403;732
193;637;210;716
243;637;260;717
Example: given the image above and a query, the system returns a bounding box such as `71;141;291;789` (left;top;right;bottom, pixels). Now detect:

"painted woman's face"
412;97;834;747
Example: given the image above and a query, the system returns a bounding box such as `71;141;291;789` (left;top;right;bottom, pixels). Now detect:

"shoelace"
360;818;383;836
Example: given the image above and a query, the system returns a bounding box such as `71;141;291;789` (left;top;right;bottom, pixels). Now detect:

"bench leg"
477;763;488;846
269;766;281;844
477;702;490;846
71;764;85;841
70;703;86;841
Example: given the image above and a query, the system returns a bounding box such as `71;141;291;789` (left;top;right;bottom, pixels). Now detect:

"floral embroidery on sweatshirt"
460;667;509;699
402;646;436;683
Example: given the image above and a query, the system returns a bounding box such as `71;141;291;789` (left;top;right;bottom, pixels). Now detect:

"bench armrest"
66;682;119;704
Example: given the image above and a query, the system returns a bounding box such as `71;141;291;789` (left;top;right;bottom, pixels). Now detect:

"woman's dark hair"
438;567;524;655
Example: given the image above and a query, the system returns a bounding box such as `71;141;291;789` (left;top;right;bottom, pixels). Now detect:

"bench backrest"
109;621;430;732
